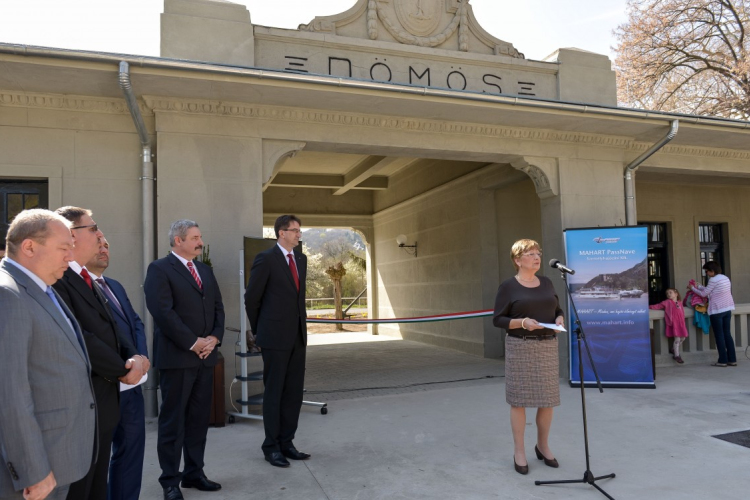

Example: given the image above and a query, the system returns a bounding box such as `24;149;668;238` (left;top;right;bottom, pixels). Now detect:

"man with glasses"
245;214;310;467
53;207;146;500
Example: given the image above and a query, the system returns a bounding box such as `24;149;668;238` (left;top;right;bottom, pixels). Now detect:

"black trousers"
66;415;114;500
157;365;213;488
260;332;306;455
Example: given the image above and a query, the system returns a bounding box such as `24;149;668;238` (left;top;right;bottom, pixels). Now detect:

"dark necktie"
46;286;87;355
187;261;203;289
287;253;299;291
79;268;93;289
95;278;124;316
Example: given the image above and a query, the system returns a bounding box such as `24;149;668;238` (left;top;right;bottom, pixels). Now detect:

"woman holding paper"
493;239;565;475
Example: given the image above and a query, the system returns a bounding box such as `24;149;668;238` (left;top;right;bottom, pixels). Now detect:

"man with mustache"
144;220;224;500
52;207;145;500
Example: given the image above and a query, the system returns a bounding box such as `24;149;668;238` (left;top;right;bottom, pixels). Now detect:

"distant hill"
301;228;364;255
583;258;647;290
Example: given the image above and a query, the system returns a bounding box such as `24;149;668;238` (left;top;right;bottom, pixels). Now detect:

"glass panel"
23;194;39;210
6;193;22;223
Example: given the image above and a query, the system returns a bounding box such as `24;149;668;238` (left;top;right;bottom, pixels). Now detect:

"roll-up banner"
564;226;654;388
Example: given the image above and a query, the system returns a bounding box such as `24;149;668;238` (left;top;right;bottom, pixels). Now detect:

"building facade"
2;1;750;406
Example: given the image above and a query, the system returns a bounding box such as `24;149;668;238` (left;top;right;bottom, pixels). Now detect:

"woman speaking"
493;239;564;475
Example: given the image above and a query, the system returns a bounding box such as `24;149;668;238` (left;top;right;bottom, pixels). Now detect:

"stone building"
2;0;750;407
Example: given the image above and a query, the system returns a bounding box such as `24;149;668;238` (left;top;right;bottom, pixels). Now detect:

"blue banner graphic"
564;226;654;387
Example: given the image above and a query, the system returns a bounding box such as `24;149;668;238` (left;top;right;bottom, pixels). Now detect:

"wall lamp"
396;234;417;257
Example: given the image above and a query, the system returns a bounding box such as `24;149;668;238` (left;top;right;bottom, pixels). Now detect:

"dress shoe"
535;445;559;468
281;446;311;460
163;486;184;500
265;451;291;467
675;356;684;364
513;456;529;475
181;472;221;491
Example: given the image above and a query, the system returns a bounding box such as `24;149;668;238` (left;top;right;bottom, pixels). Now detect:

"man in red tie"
144;220;224;500
52;206;146;500
245;215;310;467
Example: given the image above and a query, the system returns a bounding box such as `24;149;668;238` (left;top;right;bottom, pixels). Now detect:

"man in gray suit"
0;209;96;500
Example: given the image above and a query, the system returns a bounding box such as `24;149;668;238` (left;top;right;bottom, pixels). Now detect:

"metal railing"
305;297;368;309
649;304;750;366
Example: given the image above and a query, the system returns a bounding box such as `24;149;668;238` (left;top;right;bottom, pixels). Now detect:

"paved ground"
140;334;750;499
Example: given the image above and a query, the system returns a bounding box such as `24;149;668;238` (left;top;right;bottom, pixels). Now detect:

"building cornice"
142;95;632;148
0;90;152;116
631;141;750;161
3;89;749;161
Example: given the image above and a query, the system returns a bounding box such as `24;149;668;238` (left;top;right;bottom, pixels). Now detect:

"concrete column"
537;156;628;375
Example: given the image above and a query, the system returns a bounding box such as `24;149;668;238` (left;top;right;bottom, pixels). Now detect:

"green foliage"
200;244;212;268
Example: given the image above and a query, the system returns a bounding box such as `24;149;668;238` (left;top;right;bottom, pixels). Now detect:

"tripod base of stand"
535;470;616;499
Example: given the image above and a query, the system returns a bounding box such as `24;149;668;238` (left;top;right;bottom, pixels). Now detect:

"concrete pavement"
140;335;750;499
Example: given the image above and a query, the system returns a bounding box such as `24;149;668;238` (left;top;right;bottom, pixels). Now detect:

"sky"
0;0;630;62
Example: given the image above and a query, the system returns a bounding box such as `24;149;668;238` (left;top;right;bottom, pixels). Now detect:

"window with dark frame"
698;223;725;285
643;222;670;305
1;180;49;247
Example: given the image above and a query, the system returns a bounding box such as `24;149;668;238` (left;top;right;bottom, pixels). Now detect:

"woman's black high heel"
514;457;529;475
535;445;559;468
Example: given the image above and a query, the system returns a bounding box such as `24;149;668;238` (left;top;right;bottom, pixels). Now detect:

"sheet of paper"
120;372;148;392
538;323;566;332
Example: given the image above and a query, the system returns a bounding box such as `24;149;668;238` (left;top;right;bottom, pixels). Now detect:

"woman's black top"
493;275;564;336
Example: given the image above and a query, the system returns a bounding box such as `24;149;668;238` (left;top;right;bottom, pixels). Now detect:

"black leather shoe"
535;445;559;468
181;472;221;491
281;446;311;460
265;451;291;467
514;457;529;475
163;486;184;500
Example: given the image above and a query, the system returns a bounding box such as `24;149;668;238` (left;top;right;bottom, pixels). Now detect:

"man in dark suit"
144;219;224;500
0;209;96;500
85;237;148;500
245;214;310;468
52;207;147;500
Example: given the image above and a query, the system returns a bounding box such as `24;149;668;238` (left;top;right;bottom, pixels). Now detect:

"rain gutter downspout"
624;120;679;226
118;61;157;418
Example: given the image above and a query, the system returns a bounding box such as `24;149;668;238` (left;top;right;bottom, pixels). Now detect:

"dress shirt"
277;242;299;279
4;257;76;335
171;251;202;283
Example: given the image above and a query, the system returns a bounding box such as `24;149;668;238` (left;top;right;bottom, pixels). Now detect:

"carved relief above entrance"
299;0;522;58
394;0;444;37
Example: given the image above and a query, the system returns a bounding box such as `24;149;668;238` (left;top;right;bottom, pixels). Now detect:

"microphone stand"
535;271;616;499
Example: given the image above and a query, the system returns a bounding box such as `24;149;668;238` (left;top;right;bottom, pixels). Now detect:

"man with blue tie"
0;209;96;500
86;237;148;500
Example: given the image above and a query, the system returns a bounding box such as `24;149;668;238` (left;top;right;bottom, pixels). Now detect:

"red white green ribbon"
306;309;493;324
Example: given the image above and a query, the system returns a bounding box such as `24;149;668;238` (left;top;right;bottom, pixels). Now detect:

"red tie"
287;253;299;291
187;261;203;290
80;268;93;289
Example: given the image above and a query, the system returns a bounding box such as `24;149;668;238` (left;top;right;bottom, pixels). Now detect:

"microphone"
549;259;575;275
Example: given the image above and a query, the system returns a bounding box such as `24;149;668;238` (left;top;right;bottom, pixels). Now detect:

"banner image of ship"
564;226;654;387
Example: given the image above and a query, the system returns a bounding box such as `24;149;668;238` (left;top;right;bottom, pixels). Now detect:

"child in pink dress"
650;288;689;363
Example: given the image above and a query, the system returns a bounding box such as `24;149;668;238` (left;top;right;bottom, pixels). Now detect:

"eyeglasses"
282;228;301;234
522;252;542;258
71;223;99;232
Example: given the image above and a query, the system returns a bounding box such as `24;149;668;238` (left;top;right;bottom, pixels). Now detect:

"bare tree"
614;0;750;119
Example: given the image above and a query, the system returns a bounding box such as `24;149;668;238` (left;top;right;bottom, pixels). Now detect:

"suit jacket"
104;277;148;358
0;260;96;496
144;254;225;370
53;267;138;435
245;245;307;350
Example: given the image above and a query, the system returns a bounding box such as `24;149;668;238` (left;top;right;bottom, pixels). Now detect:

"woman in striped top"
688;261;737;367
